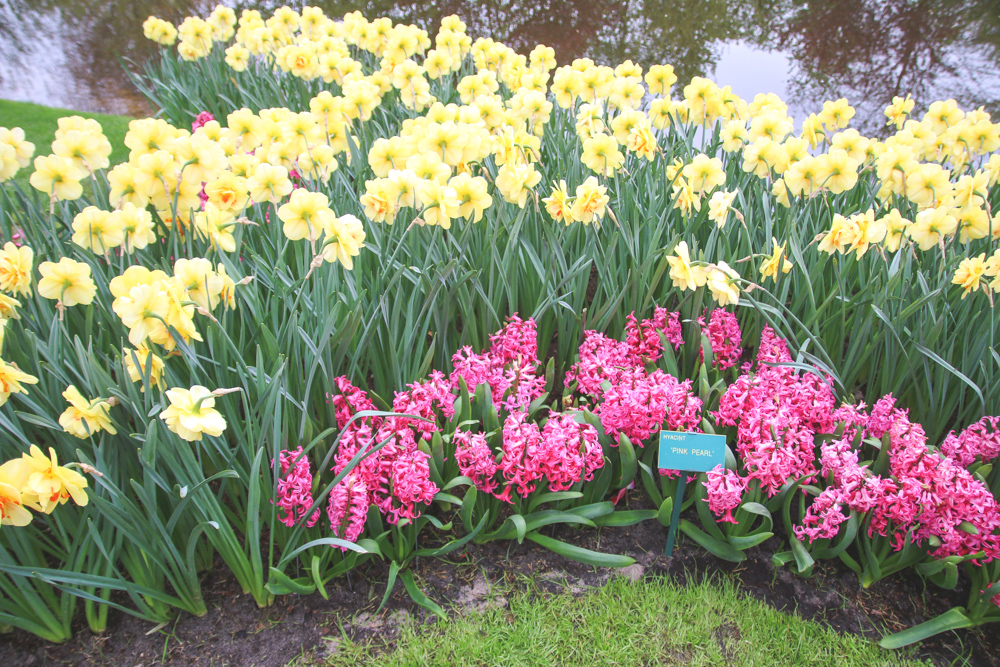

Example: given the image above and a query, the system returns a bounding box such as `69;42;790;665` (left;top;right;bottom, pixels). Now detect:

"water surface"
1;0;999;129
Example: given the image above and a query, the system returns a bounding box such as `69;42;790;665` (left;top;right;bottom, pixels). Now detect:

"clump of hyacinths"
266;307;745;614
693;325;1000;646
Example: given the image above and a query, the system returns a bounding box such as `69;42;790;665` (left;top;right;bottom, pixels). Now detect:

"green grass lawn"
1;98;132;191
295;575;930;667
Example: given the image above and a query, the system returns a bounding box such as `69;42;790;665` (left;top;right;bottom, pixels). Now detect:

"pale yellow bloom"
0;243;33;296
0;459;33;526
759;239;793;281
666;241;707;292
59;385;116;439
951;253;988;299
543;180;575;225
570;177;609;226
0;357;38;406
706;262;741;306
160;386;228;442
123;344;165;391
38;258;96;307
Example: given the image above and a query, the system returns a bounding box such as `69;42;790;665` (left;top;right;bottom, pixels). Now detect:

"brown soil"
0;505;996;666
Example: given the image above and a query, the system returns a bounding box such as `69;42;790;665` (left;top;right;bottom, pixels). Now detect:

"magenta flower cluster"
713;326;837;496
697;309;742;370
703;465;746;524
703;327;1000;572
327;472;368;549
450;314;545;412
492;410;603;501
567;307;701;444
272;446;320;528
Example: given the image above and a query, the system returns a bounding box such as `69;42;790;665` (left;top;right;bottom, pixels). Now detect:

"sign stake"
664;473;686;558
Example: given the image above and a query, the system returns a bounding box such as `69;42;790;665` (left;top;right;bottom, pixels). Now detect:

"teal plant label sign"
658;431;726;473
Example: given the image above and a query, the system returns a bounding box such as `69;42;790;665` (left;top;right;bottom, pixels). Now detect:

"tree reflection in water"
0;0;998;129
775;0;1000;128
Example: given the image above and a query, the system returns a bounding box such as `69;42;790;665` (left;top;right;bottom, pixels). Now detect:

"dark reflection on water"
1;0;999;129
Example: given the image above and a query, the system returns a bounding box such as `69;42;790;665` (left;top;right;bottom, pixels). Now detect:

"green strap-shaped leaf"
266;567;315;596
678;520;745;563
278;537;370;568
528;491;584;513
413;514;489;559
376;561;402;614
567;502;615;520
879;608;977;649
657;497;674;527
525;532;635;568
310;555;328;601
400;569;447;619
593;509;657;527
460;485;478;533
616;434;637;489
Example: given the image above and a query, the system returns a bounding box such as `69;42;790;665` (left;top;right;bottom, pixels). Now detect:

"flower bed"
0;4;998;650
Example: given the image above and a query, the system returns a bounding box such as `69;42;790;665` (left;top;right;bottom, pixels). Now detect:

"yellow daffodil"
760;239;793;281
0;357;38;406
682;154;726;193
570;177;609;226
449;173;492;223
71;206;124;254
0;242;33;296
117;202;157;252
38;258;97;307
953;254;988;299
160;385;228;442
814;149;859;194
416;179;461;228
708;191;737;228
113;281;171;346
884;96;914;129
843;209;886;258
320;213;366;269
817;98;855;132
667;241;706;292
495;162;541;209
543;180;574;225
907;206;958;251
672;177;701;217
0;127;35;176
0;293;19;321
645;64;677;96
29;155;87;201
277;189;330;242
581;133;624;177
59;385;117;439
193;203;238;253
0;459;33;527
360;177;400;224
174;258;224;310
123;344;165;391
205;173;249;213
706;262;741;306
18;445;89;513
879;209;910;252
